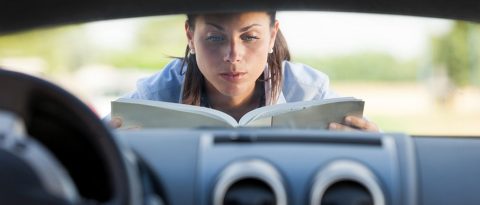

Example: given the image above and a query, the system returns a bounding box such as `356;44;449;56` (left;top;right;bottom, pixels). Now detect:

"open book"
111;97;364;129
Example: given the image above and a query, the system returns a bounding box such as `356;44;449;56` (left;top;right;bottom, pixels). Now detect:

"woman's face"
186;12;279;98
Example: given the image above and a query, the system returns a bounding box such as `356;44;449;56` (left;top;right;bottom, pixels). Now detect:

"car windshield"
1;11;479;136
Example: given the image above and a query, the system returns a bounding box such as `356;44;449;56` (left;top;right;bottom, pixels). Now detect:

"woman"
111;11;379;132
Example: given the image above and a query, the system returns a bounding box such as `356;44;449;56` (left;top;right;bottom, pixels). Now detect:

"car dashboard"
115;128;480;205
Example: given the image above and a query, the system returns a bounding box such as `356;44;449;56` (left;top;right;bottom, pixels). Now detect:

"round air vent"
321;180;373;205
223;178;276;205
310;160;385;205
213;159;287;205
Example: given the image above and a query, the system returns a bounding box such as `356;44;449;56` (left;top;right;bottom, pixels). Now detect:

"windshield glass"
1;11;479;135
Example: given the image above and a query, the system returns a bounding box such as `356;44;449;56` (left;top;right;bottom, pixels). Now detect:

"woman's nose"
223;42;242;63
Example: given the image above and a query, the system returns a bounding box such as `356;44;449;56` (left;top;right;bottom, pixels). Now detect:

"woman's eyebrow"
205;22;262;32
239;24;262;32
206;23;224;31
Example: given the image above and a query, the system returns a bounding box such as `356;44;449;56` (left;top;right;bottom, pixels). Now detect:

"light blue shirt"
126;59;339;104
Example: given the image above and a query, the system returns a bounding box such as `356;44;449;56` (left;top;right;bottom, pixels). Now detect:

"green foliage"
99;49;174;71
294;52;419;82
135;15;186;54
0;15;187;72
0;25;89;73
431;21;480;86
100;15;187;69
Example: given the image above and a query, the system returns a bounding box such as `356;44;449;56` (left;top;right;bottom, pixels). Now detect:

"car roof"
2;0;480;34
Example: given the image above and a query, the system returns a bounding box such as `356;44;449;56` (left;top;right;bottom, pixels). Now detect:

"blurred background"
1;11;479;135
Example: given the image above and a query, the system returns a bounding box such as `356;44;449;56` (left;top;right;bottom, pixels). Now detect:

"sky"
85;19;138;50
276;11;451;59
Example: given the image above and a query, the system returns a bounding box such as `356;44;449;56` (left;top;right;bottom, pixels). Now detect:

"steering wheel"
0;68;132;205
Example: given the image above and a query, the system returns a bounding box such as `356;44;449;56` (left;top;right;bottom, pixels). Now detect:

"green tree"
431;21;480;87
100;15;186;70
0;25;89;73
295;52;418;82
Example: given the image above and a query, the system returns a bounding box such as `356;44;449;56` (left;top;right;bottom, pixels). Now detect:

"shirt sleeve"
125;59;185;102
281;61;340;102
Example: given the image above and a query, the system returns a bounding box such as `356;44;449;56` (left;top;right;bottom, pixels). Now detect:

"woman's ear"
269;20;280;50
185;21;195;50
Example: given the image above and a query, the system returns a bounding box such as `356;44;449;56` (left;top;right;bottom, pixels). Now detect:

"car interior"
1;0;480;205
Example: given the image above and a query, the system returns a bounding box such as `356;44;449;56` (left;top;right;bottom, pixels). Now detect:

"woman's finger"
345;116;379;132
329;122;357;131
109;117;123;128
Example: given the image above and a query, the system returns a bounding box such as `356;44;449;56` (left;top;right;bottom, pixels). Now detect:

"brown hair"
181;12;290;106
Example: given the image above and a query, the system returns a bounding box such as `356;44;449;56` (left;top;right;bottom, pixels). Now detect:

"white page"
239;97;358;126
112;98;239;128
271;98;364;129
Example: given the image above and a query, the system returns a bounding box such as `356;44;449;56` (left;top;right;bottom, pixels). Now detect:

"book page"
272;99;364;129
111;98;239;129
239;116;272;127
239;97;363;128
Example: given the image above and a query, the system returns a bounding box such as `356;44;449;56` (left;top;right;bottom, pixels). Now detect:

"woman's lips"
219;72;247;82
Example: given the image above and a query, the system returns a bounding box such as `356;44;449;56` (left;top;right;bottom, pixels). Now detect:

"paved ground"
333;82;480;135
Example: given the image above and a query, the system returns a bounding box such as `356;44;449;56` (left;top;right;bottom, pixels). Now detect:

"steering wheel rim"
0;68;131;205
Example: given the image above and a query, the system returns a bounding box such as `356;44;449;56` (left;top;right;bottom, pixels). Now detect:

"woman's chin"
219;90;243;97
218;87;250;97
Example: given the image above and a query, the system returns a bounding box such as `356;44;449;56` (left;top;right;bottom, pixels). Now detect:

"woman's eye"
206;35;224;42
242;35;259;41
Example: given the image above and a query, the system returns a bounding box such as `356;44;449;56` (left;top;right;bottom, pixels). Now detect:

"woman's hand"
328;116;380;132
108;117;142;130
109;117;123;129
